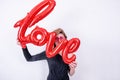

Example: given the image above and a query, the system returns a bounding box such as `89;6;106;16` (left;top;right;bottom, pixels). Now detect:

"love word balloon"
14;0;80;64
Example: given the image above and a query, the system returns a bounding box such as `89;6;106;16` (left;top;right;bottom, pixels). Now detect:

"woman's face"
55;33;66;45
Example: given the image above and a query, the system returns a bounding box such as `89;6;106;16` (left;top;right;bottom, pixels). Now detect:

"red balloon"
14;0;81;64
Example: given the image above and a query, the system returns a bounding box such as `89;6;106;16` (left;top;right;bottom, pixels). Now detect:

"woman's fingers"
69;61;77;69
73;61;77;68
17;40;20;45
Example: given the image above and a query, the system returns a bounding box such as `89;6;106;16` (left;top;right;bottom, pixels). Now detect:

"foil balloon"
14;0;81;64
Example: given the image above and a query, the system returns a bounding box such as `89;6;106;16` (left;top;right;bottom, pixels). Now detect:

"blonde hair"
53;28;67;38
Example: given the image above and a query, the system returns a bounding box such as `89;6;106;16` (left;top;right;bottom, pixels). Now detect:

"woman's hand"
17;40;26;48
69;61;77;76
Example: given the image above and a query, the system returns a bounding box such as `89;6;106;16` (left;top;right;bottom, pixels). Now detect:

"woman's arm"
68;61;77;76
22;47;47;62
17;40;47;62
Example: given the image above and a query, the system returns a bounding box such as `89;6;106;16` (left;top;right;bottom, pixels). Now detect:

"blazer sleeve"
22;47;47;61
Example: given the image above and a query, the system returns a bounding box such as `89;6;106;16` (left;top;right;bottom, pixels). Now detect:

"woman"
18;28;77;80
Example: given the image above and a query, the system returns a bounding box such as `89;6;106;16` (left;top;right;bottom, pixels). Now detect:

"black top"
22;47;70;80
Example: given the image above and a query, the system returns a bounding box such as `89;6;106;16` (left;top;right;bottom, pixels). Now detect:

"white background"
0;0;120;80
